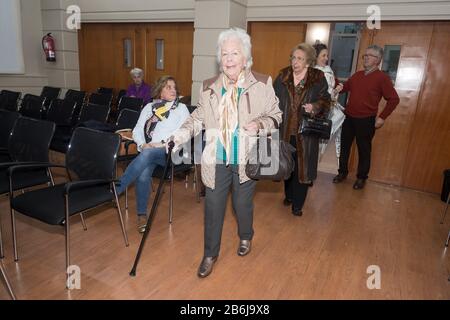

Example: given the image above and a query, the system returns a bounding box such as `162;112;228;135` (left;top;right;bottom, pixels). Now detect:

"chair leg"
10;208;18;262
64;195;70;289
440;193;450;224
169;164;174;224
0;260;16;300
125;187;128;213
80;213;87;231
0;215;4;259
446;230;450;247
185;172;189;189
112;183;129;247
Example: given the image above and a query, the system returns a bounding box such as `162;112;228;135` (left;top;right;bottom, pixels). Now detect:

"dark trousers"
204;164;257;257
338;115;376;180
284;136;310;211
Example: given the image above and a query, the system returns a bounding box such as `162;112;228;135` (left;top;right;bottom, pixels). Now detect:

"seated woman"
126;68;152;105
116;76;190;232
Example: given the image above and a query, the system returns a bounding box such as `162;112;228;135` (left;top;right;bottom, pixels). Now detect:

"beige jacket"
173;70;282;189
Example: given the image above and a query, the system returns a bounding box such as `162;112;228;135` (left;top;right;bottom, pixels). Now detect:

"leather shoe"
292;208;303;216
353;179;366;190
197;256;217;278
237;240;251;256
283;198;292;206
333;173;347;183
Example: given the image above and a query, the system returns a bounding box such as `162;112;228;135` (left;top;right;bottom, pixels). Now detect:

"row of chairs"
0;111;131;297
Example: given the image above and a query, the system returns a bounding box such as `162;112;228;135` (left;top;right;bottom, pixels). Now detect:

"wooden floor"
0;170;449;300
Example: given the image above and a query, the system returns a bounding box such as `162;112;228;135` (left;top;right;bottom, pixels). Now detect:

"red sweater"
342;69;400;119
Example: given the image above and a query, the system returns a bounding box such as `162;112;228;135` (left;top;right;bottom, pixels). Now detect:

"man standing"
333;45;400;189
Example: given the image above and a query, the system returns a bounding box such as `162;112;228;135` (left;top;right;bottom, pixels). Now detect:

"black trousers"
338;115;376;180
204;164;257;257
284;136;310;211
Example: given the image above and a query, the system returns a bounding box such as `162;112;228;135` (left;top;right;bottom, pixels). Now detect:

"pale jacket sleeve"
132;102;153;151
172;86;205;147
254;76;283;135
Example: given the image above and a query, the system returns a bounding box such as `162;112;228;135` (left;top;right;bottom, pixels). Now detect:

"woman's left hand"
243;121;259;135
303;103;314;113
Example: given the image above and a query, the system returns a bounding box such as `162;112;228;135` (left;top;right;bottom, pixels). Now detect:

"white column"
41;0;80;95
191;0;247;105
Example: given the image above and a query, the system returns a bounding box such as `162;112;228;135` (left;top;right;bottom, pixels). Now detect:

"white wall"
0;0;47;95
246;0;450;21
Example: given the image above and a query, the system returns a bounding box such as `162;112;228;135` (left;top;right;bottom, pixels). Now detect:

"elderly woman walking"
274;43;331;217
171;27;282;278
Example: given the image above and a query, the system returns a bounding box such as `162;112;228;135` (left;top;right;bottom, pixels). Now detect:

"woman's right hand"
334;83;344;94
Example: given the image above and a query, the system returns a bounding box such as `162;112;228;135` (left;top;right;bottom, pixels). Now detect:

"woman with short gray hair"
171;27;282;278
126;67;152;105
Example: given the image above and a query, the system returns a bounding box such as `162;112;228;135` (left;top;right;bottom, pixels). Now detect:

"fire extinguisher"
42;33;56;62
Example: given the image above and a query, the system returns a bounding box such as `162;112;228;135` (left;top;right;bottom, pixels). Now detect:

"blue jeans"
116;147;166;215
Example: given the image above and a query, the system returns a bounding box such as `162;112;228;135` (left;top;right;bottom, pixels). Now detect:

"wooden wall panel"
249;22;306;80
356;22;434;186
402;22;450;193
78;22;193;98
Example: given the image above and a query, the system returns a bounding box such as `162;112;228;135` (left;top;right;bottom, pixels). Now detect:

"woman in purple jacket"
126;68;152;105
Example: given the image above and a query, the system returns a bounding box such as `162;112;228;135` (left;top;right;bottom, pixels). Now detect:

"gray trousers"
204;164;257;257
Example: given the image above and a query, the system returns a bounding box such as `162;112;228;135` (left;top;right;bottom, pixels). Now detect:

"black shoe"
292;208;303;216
333;173;347;183
283;198;292;206
353;179;366;190
237;240;251;256
197;256;218;278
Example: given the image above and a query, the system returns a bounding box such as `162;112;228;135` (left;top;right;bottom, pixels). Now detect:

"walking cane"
129;141;174;277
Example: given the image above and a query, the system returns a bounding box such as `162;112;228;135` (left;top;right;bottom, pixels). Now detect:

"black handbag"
299;115;332;140
245;137;296;181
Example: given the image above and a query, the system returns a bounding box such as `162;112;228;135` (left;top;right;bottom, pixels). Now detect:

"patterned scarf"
218;72;245;165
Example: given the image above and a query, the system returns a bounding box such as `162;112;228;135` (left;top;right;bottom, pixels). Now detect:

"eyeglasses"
362;54;380;59
290;56;306;62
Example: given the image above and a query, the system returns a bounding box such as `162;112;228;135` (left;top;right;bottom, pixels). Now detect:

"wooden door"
145;23;194;97
402;22;450;193
249;22;307;80
353;22;434;187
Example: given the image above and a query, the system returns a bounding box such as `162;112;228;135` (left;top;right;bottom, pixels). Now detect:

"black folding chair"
117;96;144;114
46;99;77;126
0;110;20;162
9;127;129;286
0;90;21;112
0;117;55;258
40;86;61;112
19;94;45;119
88;92;113;109
64;89;86;126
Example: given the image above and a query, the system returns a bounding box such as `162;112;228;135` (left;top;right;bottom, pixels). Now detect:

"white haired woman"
170;27;282;278
126;67;152;105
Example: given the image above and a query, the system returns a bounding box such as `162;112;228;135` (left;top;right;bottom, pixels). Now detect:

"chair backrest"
115;108;140;130
88;92;113;108
66;127;120;181
0;90;22;112
40;86;61;101
97;87;114;95
19;94;46;119
64;89;86;107
117;96;143;113
46;98;77;126
8;117;55;162
78;103;110;123
0;110;20;149
117;89;127;102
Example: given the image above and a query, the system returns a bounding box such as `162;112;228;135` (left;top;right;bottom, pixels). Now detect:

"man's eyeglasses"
362;54;380;59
